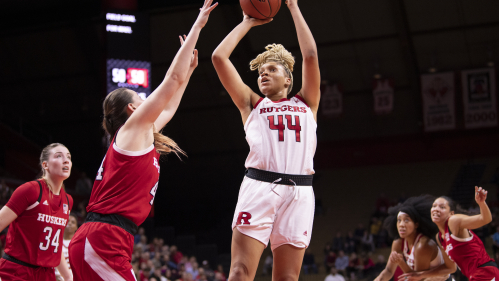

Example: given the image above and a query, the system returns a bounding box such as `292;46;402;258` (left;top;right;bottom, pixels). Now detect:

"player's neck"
64;232;74;240
44;176;63;195
405;231;419;248
264;90;288;101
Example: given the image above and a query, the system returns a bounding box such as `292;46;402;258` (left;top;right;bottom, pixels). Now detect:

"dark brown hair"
102;88;185;156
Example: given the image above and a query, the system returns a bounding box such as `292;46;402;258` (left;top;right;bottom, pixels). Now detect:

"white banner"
462;68;498;129
321;84;343;116
373;79;394;114
421;72;456;132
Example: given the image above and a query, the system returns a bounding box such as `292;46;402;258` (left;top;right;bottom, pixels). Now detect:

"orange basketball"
240;0;282;20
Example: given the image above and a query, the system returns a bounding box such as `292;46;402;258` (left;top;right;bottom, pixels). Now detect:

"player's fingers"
207;2;218;13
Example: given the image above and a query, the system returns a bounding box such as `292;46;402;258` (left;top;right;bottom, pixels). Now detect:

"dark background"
2;0;499;256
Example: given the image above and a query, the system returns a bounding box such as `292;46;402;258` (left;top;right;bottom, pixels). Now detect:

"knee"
274;273;299;281
229;262;250;281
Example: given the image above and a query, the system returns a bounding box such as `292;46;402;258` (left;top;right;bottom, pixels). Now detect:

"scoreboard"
106;11;151;98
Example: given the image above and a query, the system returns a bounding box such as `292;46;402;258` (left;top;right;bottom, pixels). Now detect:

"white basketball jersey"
244;96;317;175
403;234;448;281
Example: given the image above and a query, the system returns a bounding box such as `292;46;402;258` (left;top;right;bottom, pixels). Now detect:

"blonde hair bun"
250;44;295;73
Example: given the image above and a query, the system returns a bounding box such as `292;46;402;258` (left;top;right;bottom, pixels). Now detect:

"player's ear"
126;103;137;116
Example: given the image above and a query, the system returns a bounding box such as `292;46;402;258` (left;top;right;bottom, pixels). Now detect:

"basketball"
240;0;282;20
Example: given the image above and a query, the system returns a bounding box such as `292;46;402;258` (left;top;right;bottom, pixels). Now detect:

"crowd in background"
131;227;227;281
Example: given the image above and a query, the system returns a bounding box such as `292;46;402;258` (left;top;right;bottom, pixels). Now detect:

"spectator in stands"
325;250;337;273
492;226;499;257
0;179;11;205
202;260;215;281
302;248;318;274
325;267;345;281
361;230;375;252
346;252;361;280
369;217;382;242
137;235;149;253
198;273;208;281
365;255;386;280
189;261;200;278
214;272;226;281
75;200;88;226
353;224;365;246
140;267;152;281
262;254;273;276
344;231;356;254
361;252;375;278
170;245;183;264
151;268;164;281
335;250;349;277
374;193;391;217
75;171;92;195
333;231;344;252
135;227;145;244
215;264;226;280
150;277;158;281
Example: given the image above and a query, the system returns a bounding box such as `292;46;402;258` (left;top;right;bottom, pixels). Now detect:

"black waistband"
86;212;138;235
245;168;313;186
2;254;39;268
479;261;499;269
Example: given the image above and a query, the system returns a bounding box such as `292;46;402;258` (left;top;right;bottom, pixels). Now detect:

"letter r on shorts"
236;212;252;225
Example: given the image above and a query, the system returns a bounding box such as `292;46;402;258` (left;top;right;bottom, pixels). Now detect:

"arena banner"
320;83;343;116
421;72;456;132
373;78;394;114
461;68;498;129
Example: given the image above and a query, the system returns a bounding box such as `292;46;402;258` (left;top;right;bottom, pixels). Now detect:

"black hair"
383;194;439;240
436;196;468;214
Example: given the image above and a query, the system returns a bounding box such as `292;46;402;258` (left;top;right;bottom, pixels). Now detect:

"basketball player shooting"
212;0;320;281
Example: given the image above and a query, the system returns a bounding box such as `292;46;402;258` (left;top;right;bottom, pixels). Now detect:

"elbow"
303;50;318;60
166;73;185;87
212;52;224;66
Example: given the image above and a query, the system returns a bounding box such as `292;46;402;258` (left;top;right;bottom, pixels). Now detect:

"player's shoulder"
16;180;42;192
392;238;403;252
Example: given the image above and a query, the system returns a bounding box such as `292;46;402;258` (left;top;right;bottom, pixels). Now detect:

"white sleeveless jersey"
244;96;317;175
403;234;448;281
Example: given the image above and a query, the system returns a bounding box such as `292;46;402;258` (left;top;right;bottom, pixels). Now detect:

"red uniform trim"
272;98;290;103
253;97;264;109
295;95;310;107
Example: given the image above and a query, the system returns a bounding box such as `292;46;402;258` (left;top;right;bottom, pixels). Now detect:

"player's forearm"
288;5;318;59
375;268;393;281
478;201;492;225
56;255;73;281
418;263;456;279
212;22;252;60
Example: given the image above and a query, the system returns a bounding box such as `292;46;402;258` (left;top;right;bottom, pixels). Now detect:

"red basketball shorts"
231;176;315;251
469;266;499;281
0;258;55;281
68;222;137;281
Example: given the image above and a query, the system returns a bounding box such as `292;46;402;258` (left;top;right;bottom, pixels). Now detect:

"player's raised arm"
212;13;271;123
120;0;217;150
154;35;199;130
449;186;492;232
287;0;320;116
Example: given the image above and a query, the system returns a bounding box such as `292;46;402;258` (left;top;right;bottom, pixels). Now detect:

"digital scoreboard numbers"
106;11;151;98
107;59;151;100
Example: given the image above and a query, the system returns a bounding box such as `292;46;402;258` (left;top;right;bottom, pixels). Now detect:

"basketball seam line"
249;0;270;19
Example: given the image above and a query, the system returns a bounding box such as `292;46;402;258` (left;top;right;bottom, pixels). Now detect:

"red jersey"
439;219;494;279
87;138;160;226
5;180;73;267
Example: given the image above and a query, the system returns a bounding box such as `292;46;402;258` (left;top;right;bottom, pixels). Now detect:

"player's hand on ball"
243;11;273;26
475;186;488;204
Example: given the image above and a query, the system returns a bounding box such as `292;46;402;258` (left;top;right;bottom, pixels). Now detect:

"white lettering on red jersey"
5;180;73;267
244;96;317;175
87;137;160;226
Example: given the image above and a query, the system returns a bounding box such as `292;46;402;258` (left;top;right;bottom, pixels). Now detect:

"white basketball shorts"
231;176;315;251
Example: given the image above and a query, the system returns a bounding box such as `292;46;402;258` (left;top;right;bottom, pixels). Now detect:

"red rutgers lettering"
260;108;266;114
236;212;252;225
280;105;287;112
